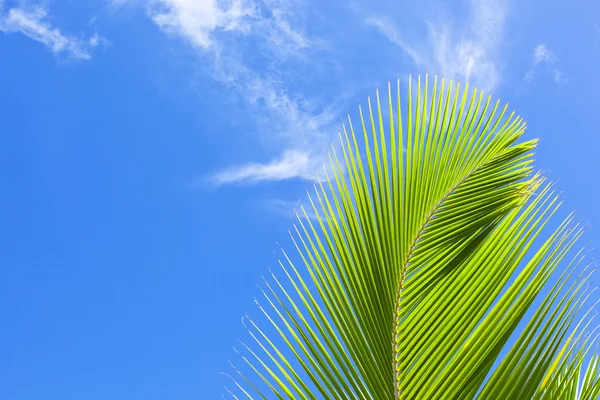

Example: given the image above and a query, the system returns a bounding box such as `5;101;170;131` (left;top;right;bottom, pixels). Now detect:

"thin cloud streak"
524;44;565;84
204;55;339;186
209;150;316;185
366;0;507;92
265;198;319;220
364;17;423;65
0;4;106;60
117;0;338;185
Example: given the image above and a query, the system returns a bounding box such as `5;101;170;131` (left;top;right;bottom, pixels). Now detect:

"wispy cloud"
0;3;107;60
265;198;319;220
524;44;565;84
364;17;423;65
366;0;507;92
114;0;340;185
147;0;255;49
209;150;316;185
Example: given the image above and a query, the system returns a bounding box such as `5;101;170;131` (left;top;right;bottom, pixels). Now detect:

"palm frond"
226;75;599;399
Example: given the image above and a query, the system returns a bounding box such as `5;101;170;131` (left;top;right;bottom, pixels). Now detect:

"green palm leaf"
226;75;600;399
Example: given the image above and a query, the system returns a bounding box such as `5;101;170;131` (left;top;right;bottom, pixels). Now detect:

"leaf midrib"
391;150;511;398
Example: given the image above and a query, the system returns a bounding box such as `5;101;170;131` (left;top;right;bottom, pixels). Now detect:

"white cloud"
144;0;313;55
262;4;311;57
532;44;555;64
265;198;319;220
364;17;423;65
108;0;134;8
209;150;316;184
117;0;339;185
366;0;507;92
0;4;106;60
524;44;564;84
209;56;349;185
148;0;255;49
89;32;110;48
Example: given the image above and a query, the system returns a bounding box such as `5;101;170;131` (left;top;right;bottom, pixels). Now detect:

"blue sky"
1;0;599;398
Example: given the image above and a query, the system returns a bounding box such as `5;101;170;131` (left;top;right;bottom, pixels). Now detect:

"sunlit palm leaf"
225;75;600;399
